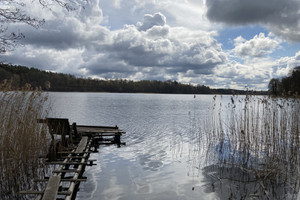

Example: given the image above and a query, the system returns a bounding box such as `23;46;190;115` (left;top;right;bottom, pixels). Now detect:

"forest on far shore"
269;66;300;96
0;63;266;95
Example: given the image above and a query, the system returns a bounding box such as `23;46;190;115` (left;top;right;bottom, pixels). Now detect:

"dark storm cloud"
18;25;80;49
206;0;300;41
8;0;109;50
20;25;109;50
206;0;297;25
80;55;136;75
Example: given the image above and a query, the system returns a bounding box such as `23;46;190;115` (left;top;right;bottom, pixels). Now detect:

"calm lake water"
48;93;300;200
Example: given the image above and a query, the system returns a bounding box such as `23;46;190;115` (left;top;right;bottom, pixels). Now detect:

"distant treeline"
269;66;300;96
0;63;263;94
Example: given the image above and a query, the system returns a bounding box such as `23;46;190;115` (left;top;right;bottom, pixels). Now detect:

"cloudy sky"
2;0;300;90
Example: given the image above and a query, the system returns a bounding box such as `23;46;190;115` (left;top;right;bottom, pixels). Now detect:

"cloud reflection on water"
200;95;300;199
49;93;299;199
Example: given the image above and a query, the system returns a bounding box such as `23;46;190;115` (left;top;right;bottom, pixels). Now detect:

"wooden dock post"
114;133;121;147
72;122;80;140
20;118;125;200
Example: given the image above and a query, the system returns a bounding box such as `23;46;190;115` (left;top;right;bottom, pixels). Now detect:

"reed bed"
0;80;50;199
201;95;300;199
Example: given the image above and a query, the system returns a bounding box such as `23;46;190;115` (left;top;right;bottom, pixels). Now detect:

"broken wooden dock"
20;118;125;200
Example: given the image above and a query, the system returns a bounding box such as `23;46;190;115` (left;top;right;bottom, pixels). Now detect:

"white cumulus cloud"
233;33;280;57
137;13;167;31
1;0;299;90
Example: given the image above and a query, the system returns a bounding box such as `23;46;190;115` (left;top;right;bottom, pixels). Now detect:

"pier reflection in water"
49;93;300;200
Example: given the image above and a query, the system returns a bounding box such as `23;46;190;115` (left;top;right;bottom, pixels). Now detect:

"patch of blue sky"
216;25;269;50
270;42;300;59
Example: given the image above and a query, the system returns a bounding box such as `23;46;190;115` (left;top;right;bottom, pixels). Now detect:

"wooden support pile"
20;136;93;200
20;118;125;200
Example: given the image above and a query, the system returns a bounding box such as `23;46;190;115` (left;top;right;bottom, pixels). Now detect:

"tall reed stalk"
0;80;50;199
202;94;300;199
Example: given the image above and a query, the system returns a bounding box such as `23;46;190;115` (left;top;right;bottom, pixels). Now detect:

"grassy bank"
0;80;50;199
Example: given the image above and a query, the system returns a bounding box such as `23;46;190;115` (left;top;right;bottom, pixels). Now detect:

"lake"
48;93;300;200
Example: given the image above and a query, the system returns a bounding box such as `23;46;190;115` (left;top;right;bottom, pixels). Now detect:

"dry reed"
0;79;50;199
201;94;300;199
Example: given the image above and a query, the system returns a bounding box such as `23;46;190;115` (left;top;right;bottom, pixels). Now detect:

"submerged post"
20;118;125;200
114;133;121;147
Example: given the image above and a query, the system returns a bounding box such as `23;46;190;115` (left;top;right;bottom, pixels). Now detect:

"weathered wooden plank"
46;118;70;136
34;178;87;182
76;125;119;129
20;191;72;195
45;161;88;165
75;136;88;154
46;159;97;165
80;130;125;133
21;120;124;200
42;176;61;200
60;156;88;159
76;126;125;134
80;130;125;134
46;118;71;148
58;151;95;154
82;132;124;136
53;169;81;173
65;139;92;200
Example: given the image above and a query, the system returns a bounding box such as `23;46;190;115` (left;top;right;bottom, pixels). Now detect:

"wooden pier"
20;118;125;200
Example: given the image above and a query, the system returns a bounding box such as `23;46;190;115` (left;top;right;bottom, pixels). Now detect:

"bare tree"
0;0;86;53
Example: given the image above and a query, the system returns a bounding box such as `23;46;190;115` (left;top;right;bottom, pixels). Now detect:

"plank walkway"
75;136;88;154
42;176;61;200
20;118;125;200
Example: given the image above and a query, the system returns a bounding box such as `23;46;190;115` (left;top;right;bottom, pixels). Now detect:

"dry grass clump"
202;94;300;199
0;79;50;199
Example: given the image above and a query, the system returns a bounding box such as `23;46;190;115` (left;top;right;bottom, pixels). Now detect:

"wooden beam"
60;156;88;159
65;139;92;200
75;136;88;154
46;159;96;164
76;125;119;129
45;161;89;165
34;178;87;182
20;191;72;195
42;175;61;200
82;132;124;136
53;169;81;173
20;122;124;200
